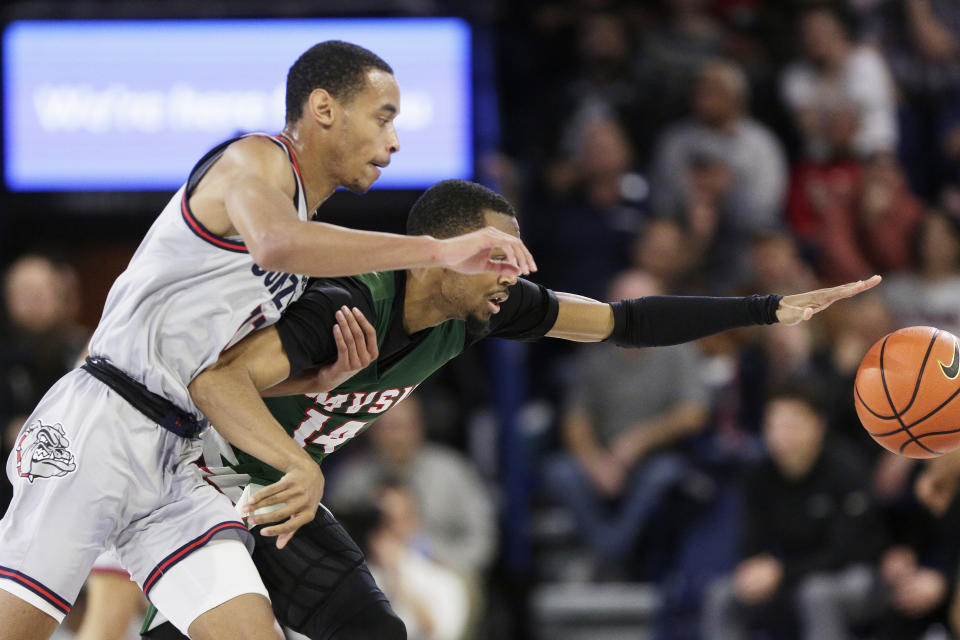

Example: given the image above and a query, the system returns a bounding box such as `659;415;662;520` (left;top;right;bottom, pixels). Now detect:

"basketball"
855;326;960;458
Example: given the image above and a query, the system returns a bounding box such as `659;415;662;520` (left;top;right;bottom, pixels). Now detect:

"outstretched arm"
199;137;536;278
545;275;882;343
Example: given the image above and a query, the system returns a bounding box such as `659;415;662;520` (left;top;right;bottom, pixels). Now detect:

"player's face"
336;69;401;193
441;210;520;333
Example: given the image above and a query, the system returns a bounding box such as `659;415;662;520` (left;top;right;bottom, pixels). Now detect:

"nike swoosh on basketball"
939;340;960;380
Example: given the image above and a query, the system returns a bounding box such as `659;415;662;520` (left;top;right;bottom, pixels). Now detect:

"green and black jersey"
227;270;559;485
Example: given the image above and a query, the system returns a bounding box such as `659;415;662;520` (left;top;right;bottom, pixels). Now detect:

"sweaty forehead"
482;209;521;238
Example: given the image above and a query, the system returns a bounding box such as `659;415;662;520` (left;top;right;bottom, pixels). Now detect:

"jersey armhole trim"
180;193;249;253
179;132;304;253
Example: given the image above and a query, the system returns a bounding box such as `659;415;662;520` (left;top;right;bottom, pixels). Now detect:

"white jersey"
88;134;310;419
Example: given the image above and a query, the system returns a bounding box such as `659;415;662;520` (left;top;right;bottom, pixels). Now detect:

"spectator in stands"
789;148;923;286
743;230;818;295
872;0;960;197
551;12;649;165
650;58;787;292
631;217;698;294
781;6;898;158
0;254;88;517
363;480;472;640
634;0;729;141
0;254;88;421
531;115;648;301
326;395;496;577
702;380;887;640
544;269;710;569
883;208;960;337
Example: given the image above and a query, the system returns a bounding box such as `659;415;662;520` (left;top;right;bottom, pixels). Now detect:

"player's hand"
776;274;882;325
245;459;325;549
436;226;537;276
312;306;378;392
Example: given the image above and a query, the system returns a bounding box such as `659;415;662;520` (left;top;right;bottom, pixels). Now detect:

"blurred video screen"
3;18;473;191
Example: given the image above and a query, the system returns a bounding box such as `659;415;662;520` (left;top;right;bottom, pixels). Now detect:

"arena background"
3;1;960;639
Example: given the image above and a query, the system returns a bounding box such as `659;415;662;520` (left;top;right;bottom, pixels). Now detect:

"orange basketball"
855;326;960;458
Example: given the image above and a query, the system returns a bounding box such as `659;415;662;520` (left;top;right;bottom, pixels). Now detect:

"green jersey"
220;270;558;486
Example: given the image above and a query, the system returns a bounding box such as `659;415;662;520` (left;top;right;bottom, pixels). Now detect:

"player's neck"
402;270;455;334
279;127;337;211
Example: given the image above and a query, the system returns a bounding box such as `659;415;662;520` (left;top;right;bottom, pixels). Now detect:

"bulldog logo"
15;421;77;482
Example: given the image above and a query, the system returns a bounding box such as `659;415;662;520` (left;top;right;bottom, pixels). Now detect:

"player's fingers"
248;498;299;525
354;308;379;360
337;307;361;368
490;259;522;276
246;480;289;508
261;510;314;541
518;238;537;273
333;324;347;359
345;307;371;362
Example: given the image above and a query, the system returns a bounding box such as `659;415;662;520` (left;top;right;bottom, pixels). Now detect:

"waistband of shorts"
81;356;204;439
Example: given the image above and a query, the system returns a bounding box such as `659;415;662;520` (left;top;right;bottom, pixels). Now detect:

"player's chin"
465;310;492;334
344;172;378;194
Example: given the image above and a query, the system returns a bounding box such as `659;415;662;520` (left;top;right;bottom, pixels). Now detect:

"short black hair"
407;180;517;238
285;40;393;124
765;377;828;417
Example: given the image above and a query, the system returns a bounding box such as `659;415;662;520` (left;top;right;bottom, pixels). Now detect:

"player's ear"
308;89;336;127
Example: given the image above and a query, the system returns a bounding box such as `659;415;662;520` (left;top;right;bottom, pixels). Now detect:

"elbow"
246;230;291;272
188;371;215;411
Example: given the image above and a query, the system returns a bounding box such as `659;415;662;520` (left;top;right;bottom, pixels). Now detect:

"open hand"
312;306;378;391
776;275;882;325
245;460;325;549
437;226;537;276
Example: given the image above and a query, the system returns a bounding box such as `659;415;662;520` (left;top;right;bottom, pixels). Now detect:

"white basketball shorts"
0;368;254;622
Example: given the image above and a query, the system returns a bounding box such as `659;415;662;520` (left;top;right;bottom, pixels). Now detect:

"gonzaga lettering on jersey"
88;134;309;420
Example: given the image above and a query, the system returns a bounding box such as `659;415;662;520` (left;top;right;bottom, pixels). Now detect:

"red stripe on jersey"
180;194;248;253
142;521;247;595
272;134;304;187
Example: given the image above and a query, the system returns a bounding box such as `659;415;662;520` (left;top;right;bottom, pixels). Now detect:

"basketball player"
132;179;880;639
0;41;536;640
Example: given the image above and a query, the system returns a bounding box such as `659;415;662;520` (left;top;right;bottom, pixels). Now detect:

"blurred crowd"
6;0;960;638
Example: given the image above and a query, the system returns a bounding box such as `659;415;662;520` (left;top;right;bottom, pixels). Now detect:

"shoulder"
302;276;375;311
218;135;289;173
740;118;782;147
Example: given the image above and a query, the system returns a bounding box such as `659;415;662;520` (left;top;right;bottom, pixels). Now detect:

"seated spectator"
650;58;788;292
1;254;88;420
326;395;496;577
631;217;699;294
789;150;923;285
742;230;818;295
532;115;647;301
543;269;710;569
883;208;960;337
781;6;898;158
702;380;887;640
363;480;472;640
873;0;960;197
1;254;88;516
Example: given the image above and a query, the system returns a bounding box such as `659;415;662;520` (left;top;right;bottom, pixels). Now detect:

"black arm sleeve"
467;278;560;345
274;278;377;378
606;294;782;348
